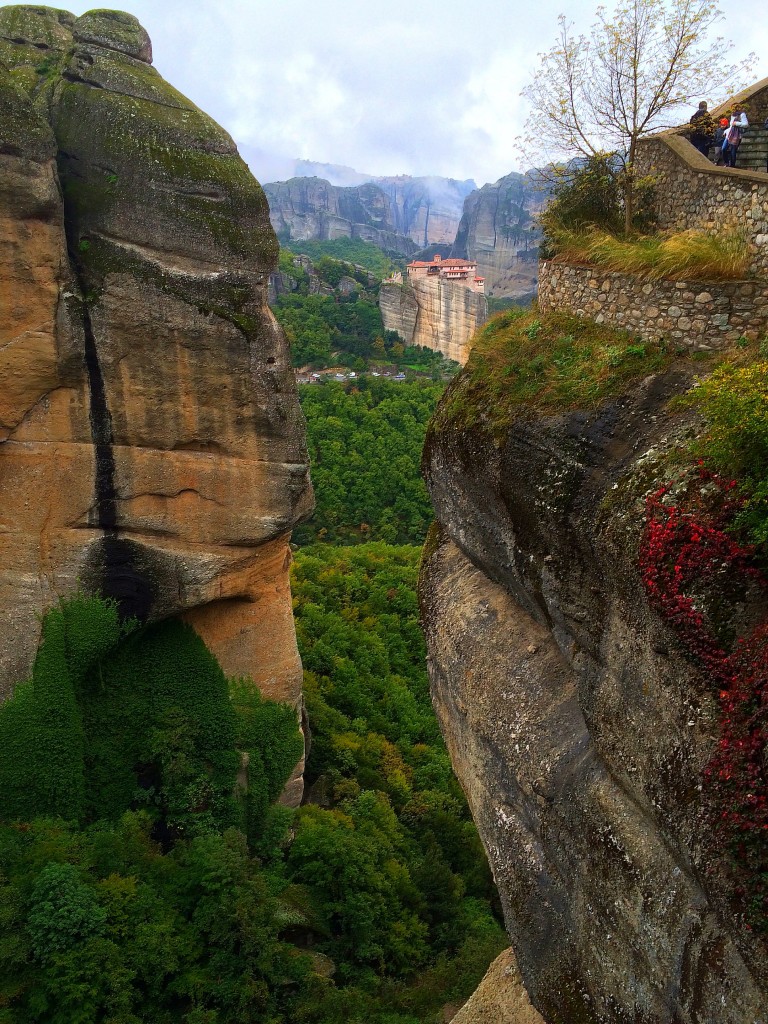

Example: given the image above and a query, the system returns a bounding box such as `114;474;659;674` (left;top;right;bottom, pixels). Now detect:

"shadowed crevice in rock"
79;297;115;529
75;270;153;621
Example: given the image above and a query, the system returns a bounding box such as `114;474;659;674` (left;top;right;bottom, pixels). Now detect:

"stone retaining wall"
635;136;768;279
538;262;768;349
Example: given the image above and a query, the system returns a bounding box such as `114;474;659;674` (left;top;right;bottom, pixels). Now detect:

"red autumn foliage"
639;466;767;929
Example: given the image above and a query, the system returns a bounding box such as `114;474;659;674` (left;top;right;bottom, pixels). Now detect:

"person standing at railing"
723;106;749;168
714;117;730;165
689;100;715;157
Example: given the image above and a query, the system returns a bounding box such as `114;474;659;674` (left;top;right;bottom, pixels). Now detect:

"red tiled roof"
406;257;476;269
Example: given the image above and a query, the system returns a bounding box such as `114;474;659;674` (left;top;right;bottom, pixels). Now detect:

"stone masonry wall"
635;136;768;278
539;262;768;349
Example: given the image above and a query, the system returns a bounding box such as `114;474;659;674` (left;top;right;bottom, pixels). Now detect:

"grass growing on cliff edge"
549;227;750;281
432;307;673;437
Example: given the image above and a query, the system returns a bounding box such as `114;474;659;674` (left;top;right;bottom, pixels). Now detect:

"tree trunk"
623;138;638;236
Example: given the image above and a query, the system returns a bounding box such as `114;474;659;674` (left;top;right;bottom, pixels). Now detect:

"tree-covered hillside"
295;380;441;546
271;247;457;376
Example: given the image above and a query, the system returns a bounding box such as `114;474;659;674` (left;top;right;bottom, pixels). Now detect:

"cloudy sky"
5;0;766;187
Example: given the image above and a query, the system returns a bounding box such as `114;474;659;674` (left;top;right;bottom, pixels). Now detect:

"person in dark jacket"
689;100;715;157
714;117;729;165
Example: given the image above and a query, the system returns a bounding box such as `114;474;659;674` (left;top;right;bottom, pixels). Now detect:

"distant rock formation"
379;276;486;364
0;5;313;800
452;171;549;298
264;171;476;254
264;176;419;256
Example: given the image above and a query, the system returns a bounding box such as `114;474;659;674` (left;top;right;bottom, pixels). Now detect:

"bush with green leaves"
683;358;768;549
541;153;656;256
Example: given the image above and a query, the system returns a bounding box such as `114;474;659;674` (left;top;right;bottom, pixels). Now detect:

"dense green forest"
283;237;400;279
0;556;504;1023
274;292;400;369
272;247;455;376
295;380;441;546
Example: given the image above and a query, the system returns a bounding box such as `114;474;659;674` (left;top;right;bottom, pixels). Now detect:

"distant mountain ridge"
264;164;477;253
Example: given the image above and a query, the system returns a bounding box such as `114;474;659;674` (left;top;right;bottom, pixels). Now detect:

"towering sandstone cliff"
0;6;313;786
379;275;487;365
420;344;767;1021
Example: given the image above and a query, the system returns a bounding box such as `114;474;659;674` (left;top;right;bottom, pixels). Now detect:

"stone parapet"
635;136;768;279
538;261;768;349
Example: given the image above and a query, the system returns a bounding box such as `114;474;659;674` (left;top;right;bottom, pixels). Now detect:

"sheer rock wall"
0;6;313;786
451;171;547;299
379;277;487;365
419;363;767;1022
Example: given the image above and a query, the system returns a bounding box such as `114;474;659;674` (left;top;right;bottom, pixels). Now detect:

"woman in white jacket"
723;106;749;167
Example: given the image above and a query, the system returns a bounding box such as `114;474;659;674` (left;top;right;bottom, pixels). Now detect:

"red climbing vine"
639;466;768;930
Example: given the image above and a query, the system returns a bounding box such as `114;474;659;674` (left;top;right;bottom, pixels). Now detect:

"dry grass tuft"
549;227;750;281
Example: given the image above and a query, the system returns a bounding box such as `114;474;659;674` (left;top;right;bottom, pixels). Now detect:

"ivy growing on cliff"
640;468;767;930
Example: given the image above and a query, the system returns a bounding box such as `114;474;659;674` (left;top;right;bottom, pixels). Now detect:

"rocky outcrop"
451;171;548;298
264;176;420;256
379;278;486;364
296;163;477;245
452;948;546;1024
379;280;419;345
419;361;767;1021
373;174;477;246
0;6;313;781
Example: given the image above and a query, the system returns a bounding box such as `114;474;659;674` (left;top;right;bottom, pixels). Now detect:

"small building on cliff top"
380;254;488;364
406;254;485;293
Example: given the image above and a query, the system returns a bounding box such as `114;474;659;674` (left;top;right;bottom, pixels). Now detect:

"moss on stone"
64;44;190;107
72;9;151;62
420;520;445;570
52;74;277;270
0;5;74;49
0;60;54;158
431;307;674;441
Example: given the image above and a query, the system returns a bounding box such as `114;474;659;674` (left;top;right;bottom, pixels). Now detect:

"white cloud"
3;0;765;186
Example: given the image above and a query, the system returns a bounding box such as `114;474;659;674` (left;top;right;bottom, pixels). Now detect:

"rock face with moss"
0;6;313;779
419;311;767;1022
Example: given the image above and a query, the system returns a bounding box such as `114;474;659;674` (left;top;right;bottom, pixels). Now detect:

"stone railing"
635;136;768;279
538;261;768;349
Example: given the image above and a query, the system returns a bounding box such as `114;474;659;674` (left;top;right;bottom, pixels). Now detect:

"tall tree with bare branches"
523;0;754;233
